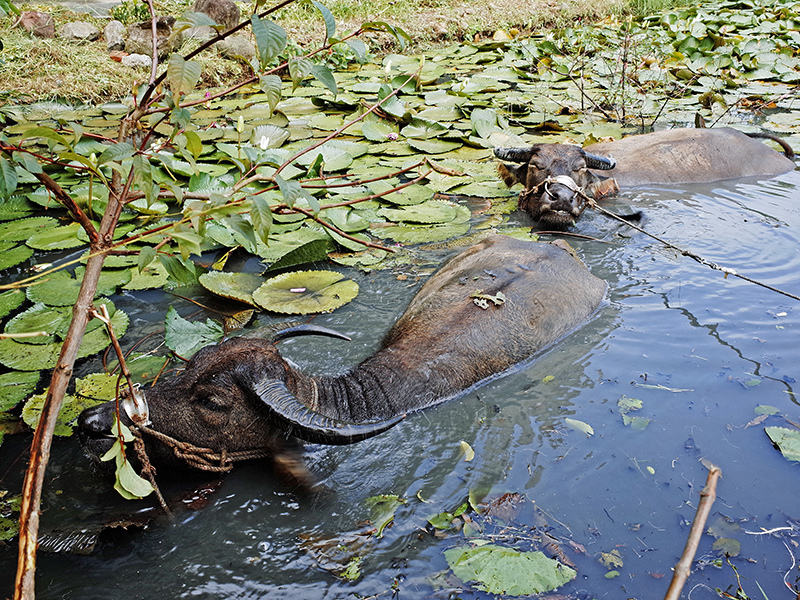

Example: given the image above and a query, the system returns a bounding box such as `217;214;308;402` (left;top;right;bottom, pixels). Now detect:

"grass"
0;0;689;104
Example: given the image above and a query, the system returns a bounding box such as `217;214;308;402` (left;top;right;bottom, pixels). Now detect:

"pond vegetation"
0;0;799;595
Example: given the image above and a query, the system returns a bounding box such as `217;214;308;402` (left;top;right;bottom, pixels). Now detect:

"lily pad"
379;200;458;224
22;392;104;436
199;271;264;305
0;290;26;319
123;262;170;291
26;269;131;306
766;427;800;463
0;371;40;412
444;544;576;595
373;220;470;244
407;138;463;154
0;245;34;271
26;222;86;251
0;216;58;242
253;270;359;314
0;195;37;221
0;305;128;370
4;303;72;344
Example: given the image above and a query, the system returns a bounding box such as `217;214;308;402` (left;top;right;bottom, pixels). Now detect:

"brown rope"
131;428;170;514
135;424;272;473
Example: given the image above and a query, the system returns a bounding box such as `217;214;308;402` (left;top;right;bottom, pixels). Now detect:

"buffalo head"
495;144;616;229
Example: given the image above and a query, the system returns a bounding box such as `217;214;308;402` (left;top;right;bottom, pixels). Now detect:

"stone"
217;35;256;62
192;0;240;31
57;21;101;41
17;11;55;38
104;20;126;52
121;53;152;68
125;16;177;58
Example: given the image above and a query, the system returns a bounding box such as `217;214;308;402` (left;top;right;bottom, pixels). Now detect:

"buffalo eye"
195;395;230;413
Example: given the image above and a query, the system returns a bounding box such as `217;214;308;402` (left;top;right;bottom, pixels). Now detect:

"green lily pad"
0;245;34;271
444;544;576;595
766;427;800;463
379;200;458;224
408;138;463;154
0;290;26;319
75;372;119;402
0;195;37;221
372;220;470;244
26;222;86;251
4;303;72;344
372;183;433;206
199;271;264;305
0;371;40;412
26;269;131;306
361;121;398;142
22;392;105;436
0;217;58;242
0;305;128;370
253;270;359;314
123;262;170;291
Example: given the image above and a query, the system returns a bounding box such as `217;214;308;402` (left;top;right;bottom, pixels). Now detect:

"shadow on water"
2;169;800;599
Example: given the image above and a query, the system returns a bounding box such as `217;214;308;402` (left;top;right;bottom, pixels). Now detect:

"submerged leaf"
766;427;800;463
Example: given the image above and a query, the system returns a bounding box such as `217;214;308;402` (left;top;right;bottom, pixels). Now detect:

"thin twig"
663;462;722;600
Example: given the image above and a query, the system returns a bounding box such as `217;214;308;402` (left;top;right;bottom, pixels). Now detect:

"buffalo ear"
497;162;527;187
252;379;404;445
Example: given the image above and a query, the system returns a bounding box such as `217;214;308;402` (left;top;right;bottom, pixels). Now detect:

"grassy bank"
0;0;680;103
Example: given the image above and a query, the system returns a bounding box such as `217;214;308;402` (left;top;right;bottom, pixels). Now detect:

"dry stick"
590;201;800;303
663;463;722;600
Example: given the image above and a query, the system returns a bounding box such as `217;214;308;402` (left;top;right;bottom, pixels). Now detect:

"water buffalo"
79;235;606;485
495;127;796;229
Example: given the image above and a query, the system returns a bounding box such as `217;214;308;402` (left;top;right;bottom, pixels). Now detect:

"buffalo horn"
253;379;404;445
272;324;351;343
583;151;617;170
493;147;534;163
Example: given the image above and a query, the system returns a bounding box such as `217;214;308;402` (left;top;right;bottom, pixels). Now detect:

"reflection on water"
2;169;800;599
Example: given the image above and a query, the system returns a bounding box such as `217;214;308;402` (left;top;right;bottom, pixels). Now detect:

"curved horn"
272;324;351;343
583;151;616;170
253;379;404;445
493;147;534;163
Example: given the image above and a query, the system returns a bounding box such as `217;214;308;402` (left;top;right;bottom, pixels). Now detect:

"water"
2;168;800;599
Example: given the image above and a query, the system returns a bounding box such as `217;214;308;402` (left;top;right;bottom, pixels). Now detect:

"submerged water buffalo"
79;235;606;485
495;127;796;229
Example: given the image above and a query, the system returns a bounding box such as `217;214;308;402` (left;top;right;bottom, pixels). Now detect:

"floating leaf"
253;270;358;314
0;290;25;319
22;392;104;436
407;138;462;154
0;244;34;271
460;440;475;461
0;216;58;242
199;271;264;306
565;417;594;436
445;544;576;595
755;405;779;415
75;372;119;402
164;306;224;359
123;262;170;291
365;494;406;537
267;238;332;271
379;200;458;224
712;538;741;557
4;303;72;344
0;371;40;412
600;549;623;569
26;222;86;250
766;427;800;463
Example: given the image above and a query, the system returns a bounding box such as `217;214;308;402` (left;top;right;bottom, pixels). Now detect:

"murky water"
2;167;800;599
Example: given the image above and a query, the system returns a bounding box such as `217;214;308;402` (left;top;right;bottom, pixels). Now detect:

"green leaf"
379;200;458;224
138;246;157;273
25;222;85;251
311;0;335;40
444;544;576;595
361;121;397;142
712;537;741;557
0;290;25;320
345;39;367;63
164;306;224;359
115;454;155;500
310;65;338;96
258;75;283;114
0;371;40;412
97;142;135;165
0;244;33;271
198;271;263;305
22;392;104;436
565;417;594;436
364;494;406;537
0;158;19;198
0;216;58;242
167;54;202;98
250;195;273;243
251;15;287;67
266;238;332;271
20;126;72;150
253;270;359;314
288;56;312;90
766;427;800;463
755;405;779;416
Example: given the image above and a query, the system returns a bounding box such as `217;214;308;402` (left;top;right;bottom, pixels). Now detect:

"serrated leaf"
0;244;33;271
22;392;104;436
379;200;458;224
0;371;40;412
164;306;224;359
253;270;358;314
0;216;58;242
26;222;85;251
